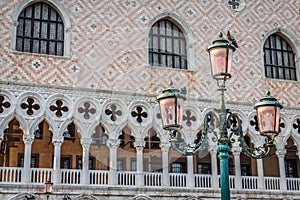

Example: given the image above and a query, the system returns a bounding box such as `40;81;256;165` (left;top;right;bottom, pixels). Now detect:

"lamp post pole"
217;85;230;200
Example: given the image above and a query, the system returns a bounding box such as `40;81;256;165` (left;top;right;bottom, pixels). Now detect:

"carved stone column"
0;137;3;152
134;139;145;187
187;152;195;188
160;143;171;187
22;134;34;183
232;147;242;189
81;138;92;185
107;139;120;185
256;158;265;190
53;138;63;184
276;149;287;190
0;137;2;153
210;149;219;188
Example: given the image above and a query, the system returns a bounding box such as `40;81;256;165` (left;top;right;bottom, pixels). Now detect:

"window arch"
15;2;64;56
263;33;296;81
149;19;187;69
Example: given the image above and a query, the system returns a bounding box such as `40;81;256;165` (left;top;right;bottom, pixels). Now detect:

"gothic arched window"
263;34;296;80
149;19;187;69
16;2;64;56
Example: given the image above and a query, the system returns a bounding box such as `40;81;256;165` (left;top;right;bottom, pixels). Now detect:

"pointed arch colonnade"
0;86;300;192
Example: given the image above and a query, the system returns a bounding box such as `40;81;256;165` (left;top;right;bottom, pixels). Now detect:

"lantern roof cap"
254;90;283;109
157;80;186;101
207;32;236;52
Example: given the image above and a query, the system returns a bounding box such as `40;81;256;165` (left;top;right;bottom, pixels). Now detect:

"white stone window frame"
147;12;196;71
261;28;300;82
11;0;71;58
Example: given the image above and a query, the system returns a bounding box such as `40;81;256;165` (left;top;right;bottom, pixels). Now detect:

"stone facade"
0;0;300;199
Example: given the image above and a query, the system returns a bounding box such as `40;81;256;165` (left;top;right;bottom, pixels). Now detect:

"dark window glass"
197;163;211;174
16;2;64;56
149;19;187;69
171;163;183;173
76;156;95;170
34;121;44;139
18;154;38;168
241;164;251;176
285;159;298;178
61;156;71;169
145;128;160;149
130;159;136;171
92;125;108;146
263;34;296;81
63;122;75;140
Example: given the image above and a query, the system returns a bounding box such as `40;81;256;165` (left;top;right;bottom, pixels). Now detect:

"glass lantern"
207;32;236;82
254;91;283;137
157;81;186;131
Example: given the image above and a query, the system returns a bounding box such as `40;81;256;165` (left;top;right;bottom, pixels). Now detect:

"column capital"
23;134;34;145
276;149;287;157
232;146;242;155
160;143;171;152
106;139;120;149
53;137;64;144
81;138;92;148
134;140;145;149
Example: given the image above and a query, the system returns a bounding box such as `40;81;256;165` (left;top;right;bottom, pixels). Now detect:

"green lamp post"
157;32;283;200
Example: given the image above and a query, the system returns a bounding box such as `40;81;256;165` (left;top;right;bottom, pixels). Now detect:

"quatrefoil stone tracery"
131;106;148;124
50;100;69;117
105;104;122;122
78;102;96;119
0;95;11;113
293;118;300;134
183;110;196;127
20;97;40;116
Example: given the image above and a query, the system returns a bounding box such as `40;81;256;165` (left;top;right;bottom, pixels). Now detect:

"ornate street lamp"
157;32;283;200
207;32;236;85
157;81;186;141
44;179;53;200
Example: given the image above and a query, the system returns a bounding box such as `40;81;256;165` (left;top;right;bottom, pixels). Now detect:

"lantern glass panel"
257;106;280;134
159;97;184;129
209;47;233;79
177;98;184;127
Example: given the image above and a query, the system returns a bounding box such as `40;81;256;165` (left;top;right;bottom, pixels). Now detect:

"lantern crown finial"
219;32;223;38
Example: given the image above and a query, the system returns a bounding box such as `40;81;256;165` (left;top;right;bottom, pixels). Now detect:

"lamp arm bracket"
169;129;209;155
237;135;272;159
226;113;272;159
168;112;212;155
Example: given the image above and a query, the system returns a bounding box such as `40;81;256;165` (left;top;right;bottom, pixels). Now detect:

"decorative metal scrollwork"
168;109;276;158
